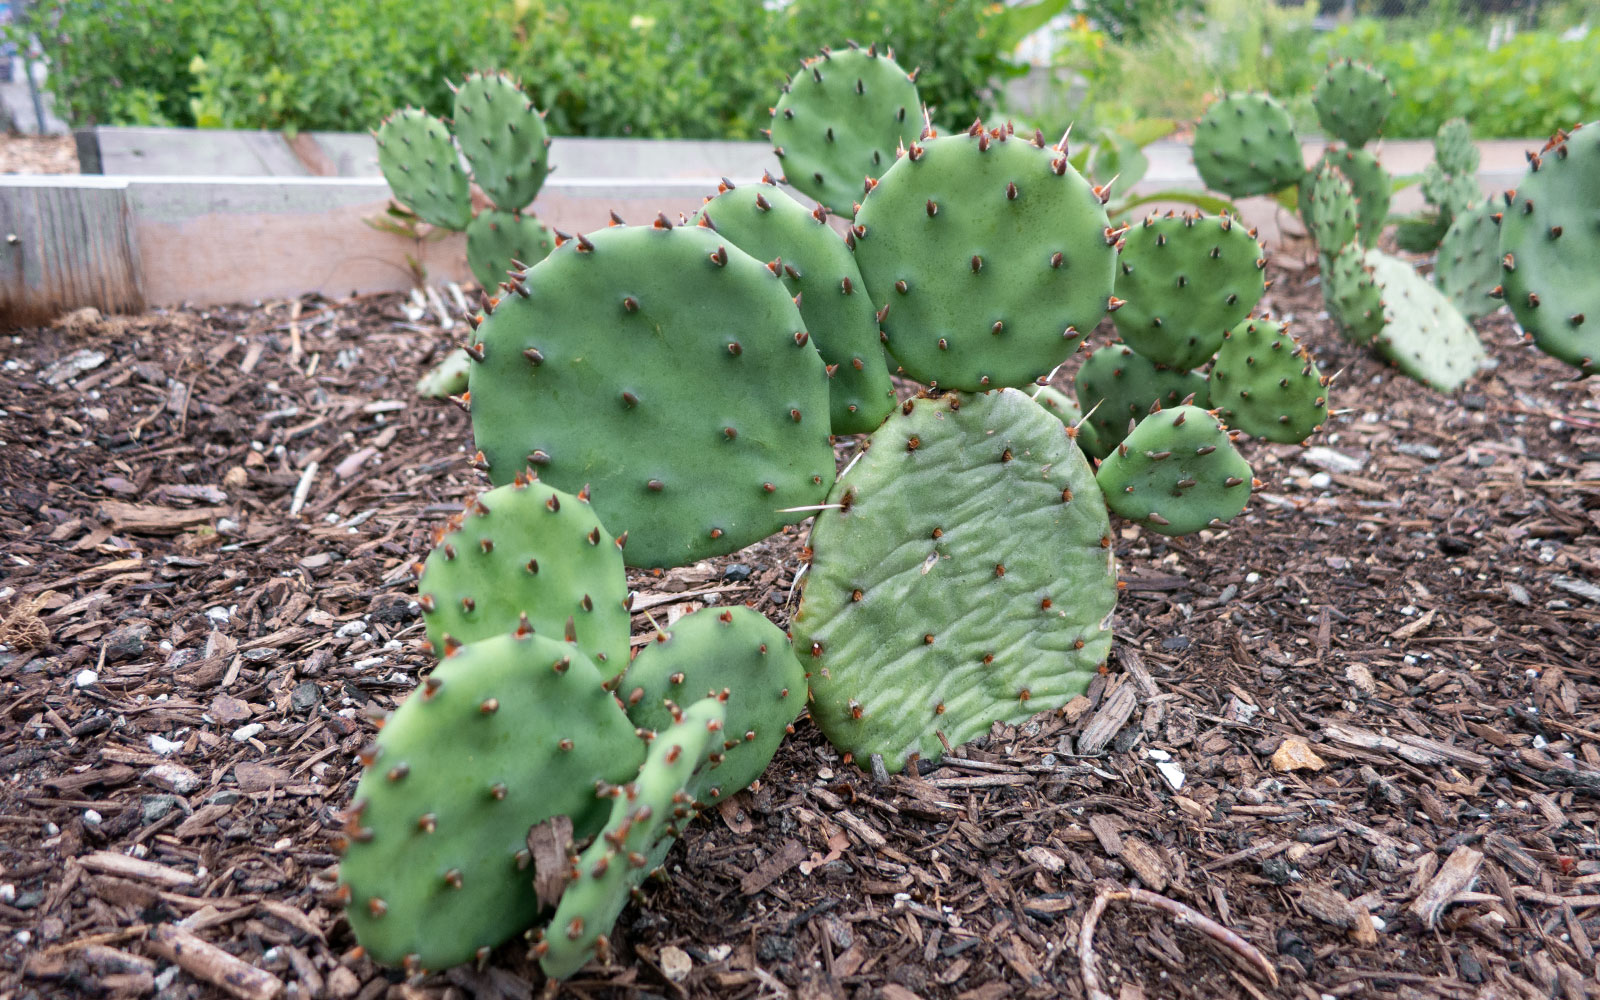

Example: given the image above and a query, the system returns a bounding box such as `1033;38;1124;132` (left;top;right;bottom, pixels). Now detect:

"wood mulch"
3;251;1599;1000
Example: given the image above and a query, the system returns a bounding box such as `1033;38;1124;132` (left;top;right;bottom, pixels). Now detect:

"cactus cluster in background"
1396;119;1482;252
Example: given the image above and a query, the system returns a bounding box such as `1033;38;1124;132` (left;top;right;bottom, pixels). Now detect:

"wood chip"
145;924;284;1000
77;851;197;888
1409;846;1483;928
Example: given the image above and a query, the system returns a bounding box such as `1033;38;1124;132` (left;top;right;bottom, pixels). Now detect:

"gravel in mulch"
3;254;1599;1000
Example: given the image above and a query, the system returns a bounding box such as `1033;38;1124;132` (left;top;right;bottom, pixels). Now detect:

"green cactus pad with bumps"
1497;123;1600;375
1192;93;1305;198
1095;405;1253;536
466;210;554;291
769;44;922;219
1312;59;1393;148
1366;249;1486;391
451;71;550;212
339;631;643;971
1112;211;1266;370
1311;146;1389;248
1422;164;1481;221
1305;162;1359;253
375;109;472;231
1074;344;1210;459
693;180;894;433
416;477;629;668
1324;247;1385;345
851;125;1116;391
1032;385;1103;457
1209;318;1329;444
1435;197;1502;321
791;388;1117;773
416;348;471;399
619;606;804;801
1434;118;1480;177
538;697;725;980
468;222;836;569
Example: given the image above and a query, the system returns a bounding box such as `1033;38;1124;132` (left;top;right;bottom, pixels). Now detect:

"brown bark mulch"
3;255;1599;1000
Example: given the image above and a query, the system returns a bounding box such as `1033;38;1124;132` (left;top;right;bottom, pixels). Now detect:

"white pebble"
148;734;184;755
1245;571;1261;584
232;723;265;742
83;809;103;825
74;669;99;688
0;884;14;903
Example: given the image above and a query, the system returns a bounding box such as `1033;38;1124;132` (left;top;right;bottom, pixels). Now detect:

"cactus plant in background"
1306;145;1389;249
1497;122;1600;376
1192;93;1305;198
1310;58;1393;149
376;109;474;231
1396;119;1483;253
1434;197;1503;321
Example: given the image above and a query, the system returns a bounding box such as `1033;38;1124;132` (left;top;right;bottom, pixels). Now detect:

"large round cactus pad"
1498;122;1600;375
469;223;836;568
852;125;1115;390
792;388;1116;773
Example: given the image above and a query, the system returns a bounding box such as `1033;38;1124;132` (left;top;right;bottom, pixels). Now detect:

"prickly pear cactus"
375;108;473;231
537;697;725;980
1497;122;1600;375
1365;249;1487;391
1304;162;1359;253
1209;318;1329;444
768;44;922;219
1323;246;1385;345
619;606;805;801
466;209;554;291
1434;118;1480;178
416;348;472;399
452;71;551;213
1074;344;1210;459
1421;164;1481;222
1435;197;1502;321
416;476;630;668
694;179;894;433
467;222;836;568
1192;93;1305;198
1309;146;1389;248
791;389;1117;773
1032;385;1103;457
1394;213;1452;253
339;630;644;971
852;123;1116;391
1112;211;1266;370
1311;59;1392;148
1095;404;1253;536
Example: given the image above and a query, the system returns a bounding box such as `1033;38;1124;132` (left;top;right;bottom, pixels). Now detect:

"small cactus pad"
1113;211;1266;370
416;477;629;668
1304;162;1359;253
1309;146;1389;248
1365;249;1487;391
1434;118;1480;177
451;71;551;212
1209;318;1329;443
1497;122;1600;375
416;347;471;399
1421;163;1481;221
1031;385;1103;457
375;109;472;231
791;389;1117;773
539;697;725;980
769;44;921;218
620;606;804;801
1192;93;1305;198
1311;59;1393;148
339;631;644;970
1435;197;1502;321
1323;247;1384;345
852;124;1116;391
694;180;894;433
466;210;554;291
1074;344;1211;459
1095;405;1253;536
468;223;835;568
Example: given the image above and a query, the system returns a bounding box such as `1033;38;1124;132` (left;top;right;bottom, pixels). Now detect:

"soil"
1;134;78;174
3;253;1599;1000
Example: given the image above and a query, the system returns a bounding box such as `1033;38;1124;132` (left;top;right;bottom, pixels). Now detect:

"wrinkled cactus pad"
1193;93;1305;198
376;108;472;231
1074;343;1210;459
1096;405;1253;536
1366;249;1487;391
1312;59;1393;148
852;123;1115;390
1210;318;1329;444
792;388;1117;773
468;222;836;568
452;71;551;212
466;209;554;291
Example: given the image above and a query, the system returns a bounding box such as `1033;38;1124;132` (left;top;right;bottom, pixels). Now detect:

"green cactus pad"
1112;211;1266;369
1323;246;1385;345
693;180;894;433
1095;405;1253;536
468;222;835;569
1209;318;1329;444
339;631;643;971
1434;118;1480;178
466;209;554;291
1422;163;1481;221
1497;122;1600;375
1393;212;1452;253
1074;344;1210;459
769;44;922;219
1311;59;1393;148
416;348;471;399
375;108;472;231
619;606;804;801
416;477;630;668
451;71;550;212
538;697;725;980
1435;197;1502;321
1305;146;1389;248
1032;385;1103;457
1192;93;1305;198
791;388;1117;773
1304;162;1359;253
1366;249;1487;391
852;124;1116;391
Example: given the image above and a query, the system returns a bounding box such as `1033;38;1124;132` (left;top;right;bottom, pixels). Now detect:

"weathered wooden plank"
0;178;144;325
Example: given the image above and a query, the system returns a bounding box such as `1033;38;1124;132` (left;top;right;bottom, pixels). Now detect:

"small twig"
288;461;318;517
1077;887;1278;1000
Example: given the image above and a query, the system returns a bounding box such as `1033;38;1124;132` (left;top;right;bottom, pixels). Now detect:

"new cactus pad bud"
1095;405;1253;536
